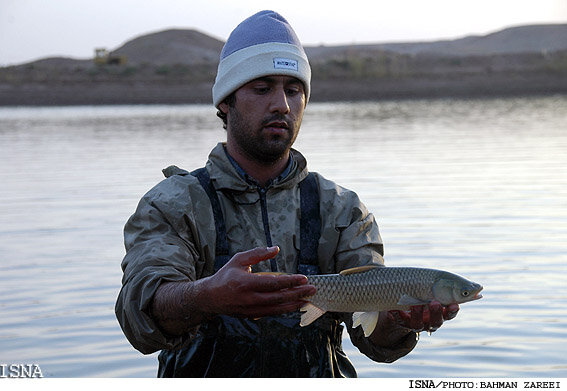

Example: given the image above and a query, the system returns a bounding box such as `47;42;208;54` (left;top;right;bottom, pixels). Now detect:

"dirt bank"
1;71;566;107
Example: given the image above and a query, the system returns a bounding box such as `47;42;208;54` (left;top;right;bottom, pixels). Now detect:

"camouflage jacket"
115;142;417;362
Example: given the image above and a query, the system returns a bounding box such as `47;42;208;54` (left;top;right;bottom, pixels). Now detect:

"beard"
227;107;301;165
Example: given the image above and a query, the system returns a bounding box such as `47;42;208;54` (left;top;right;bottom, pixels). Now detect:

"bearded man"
115;10;459;377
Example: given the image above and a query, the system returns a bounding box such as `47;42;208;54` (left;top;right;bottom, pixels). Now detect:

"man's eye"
254;87;270;94
286;85;304;96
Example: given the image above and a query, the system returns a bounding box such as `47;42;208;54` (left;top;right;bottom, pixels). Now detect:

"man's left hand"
368;301;460;348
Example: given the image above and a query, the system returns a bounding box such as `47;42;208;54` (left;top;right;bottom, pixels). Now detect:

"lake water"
1;96;566;378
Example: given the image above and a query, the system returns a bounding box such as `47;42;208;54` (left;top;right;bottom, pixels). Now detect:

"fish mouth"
471;286;483;301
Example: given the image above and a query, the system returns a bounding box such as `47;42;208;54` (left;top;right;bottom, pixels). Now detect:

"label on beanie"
273;58;298;71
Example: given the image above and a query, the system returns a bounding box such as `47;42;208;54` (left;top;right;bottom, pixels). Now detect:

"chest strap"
190;167;321;275
190;167;231;272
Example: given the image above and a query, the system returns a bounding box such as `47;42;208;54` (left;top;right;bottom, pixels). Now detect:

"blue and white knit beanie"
212;10;311;108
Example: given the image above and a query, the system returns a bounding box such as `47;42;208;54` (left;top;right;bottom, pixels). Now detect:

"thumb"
230;246;280;269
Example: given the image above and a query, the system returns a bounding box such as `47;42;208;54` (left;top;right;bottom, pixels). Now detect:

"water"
1;96;566;378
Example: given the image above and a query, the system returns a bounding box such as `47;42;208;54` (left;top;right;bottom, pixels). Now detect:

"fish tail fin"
300;303;326;326
352;311;380;337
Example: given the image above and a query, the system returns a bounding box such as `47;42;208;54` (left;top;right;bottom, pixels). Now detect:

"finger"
427;301;444;329
388;310;411;328
249;273;310;292
245;284;316;307
444;303;460;320
241;300;309;318
409;305;425;331
234;285;316;317
230;246;280;268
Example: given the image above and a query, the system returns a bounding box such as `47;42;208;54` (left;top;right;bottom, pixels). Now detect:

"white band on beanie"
212;11;311;108
213;42;311;107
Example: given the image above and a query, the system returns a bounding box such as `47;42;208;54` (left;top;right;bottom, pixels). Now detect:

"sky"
1;0;566;66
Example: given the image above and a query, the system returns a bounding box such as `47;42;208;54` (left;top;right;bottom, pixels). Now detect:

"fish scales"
299;265;483;335
306;267;447;312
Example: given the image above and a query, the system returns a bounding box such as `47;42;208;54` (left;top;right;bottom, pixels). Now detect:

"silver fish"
300;265;483;336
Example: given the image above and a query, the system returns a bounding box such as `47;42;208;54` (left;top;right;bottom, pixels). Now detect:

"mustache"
261;114;291;129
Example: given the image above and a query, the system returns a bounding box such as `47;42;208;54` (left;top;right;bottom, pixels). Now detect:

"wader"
157;167;357;377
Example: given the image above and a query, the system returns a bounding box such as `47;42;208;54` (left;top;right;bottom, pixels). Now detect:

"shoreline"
2;73;566;107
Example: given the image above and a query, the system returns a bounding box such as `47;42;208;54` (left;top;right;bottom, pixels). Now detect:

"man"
115;10;459;377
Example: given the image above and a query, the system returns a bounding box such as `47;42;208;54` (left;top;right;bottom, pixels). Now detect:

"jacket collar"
207;142;308;192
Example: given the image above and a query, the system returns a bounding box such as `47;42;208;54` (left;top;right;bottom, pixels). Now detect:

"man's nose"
269;87;290;114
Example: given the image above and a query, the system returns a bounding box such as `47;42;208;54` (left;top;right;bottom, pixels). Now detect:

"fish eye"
461;290;470;297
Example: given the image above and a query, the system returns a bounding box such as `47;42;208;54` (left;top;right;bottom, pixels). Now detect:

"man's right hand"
198;246;316;318
151;246;316;336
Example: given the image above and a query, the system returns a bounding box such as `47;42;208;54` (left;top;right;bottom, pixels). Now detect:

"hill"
327;24;567;57
1;24;566;106
111;29;224;65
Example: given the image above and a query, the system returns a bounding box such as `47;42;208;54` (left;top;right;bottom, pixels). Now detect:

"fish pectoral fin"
352;311;380;337
397;294;429;306
339;264;380;276
300;303;326;327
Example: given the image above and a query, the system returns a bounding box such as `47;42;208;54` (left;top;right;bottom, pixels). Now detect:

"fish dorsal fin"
339;265;379;276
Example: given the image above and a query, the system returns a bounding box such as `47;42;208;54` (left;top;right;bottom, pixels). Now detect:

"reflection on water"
1;96;566;377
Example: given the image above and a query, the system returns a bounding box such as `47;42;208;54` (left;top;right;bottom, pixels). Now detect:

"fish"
299;264;483;337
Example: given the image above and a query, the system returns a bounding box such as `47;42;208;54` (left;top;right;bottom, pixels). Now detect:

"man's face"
220;75;306;165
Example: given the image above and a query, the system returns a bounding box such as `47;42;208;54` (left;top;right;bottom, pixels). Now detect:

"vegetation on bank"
2;49;566;83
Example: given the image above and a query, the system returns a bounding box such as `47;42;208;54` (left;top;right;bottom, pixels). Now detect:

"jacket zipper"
258;187;277;272
258;188;272;377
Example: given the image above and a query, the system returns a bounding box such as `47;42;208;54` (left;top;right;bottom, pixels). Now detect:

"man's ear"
218;102;229;114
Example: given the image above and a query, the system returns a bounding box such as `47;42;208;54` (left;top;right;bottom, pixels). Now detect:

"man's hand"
199;246;316;318
368;301;460;348
403;301;460;333
151;246;316;336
